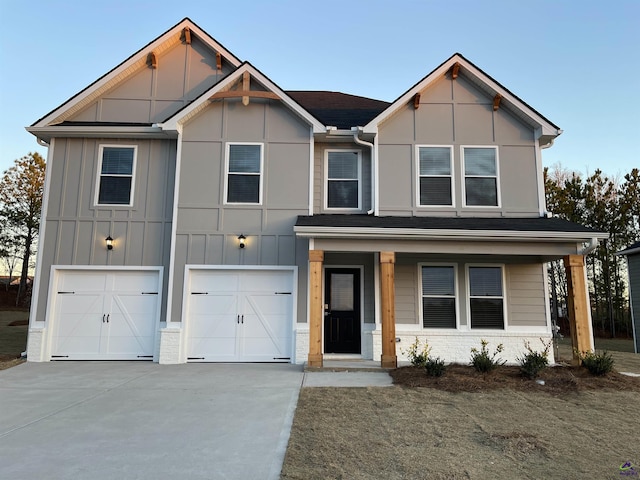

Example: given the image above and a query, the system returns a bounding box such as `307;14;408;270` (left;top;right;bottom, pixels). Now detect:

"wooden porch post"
380;251;397;368
564;254;593;364
308;250;324;367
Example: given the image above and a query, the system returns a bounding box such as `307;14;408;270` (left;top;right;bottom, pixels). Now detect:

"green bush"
517;339;551;379
425;357;447;377
470;339;506;373
403;337;431;367
580;350;615;376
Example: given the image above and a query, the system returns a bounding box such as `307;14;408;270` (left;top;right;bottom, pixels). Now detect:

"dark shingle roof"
286;91;390;129
617;241;640;256
295;215;603;234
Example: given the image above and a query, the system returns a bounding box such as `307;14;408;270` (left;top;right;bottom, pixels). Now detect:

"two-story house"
26;18;606;366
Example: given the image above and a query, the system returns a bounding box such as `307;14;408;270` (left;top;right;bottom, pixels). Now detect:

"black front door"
324;268;361;354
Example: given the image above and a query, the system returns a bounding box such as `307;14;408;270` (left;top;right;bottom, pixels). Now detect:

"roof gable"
363;53;561;144
32;18;242;128
160;63;325;133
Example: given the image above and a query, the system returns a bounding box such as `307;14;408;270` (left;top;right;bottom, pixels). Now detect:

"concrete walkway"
0;362;392;480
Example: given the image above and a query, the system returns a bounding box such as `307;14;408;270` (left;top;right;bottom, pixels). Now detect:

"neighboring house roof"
286;91;390;129
30;17;242;128
159;62;326;133
295;215;607;241
362;53;561;145
617;240;640;256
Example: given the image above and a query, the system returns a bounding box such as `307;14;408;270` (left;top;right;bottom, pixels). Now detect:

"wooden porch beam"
564;254;593;363
308;250;324;367
380;251;397;368
209;91;280;101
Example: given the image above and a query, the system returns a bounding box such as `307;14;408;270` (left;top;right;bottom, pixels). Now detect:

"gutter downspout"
579;237;599;255
353;130;376;215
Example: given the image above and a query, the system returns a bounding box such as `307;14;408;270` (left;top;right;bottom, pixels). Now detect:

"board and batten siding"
377;74;540;217
628;254;640;353
171;98;312;323
34;137;175;323
69;35;235;124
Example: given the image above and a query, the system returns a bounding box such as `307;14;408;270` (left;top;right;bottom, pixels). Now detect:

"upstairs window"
225;143;263;204
326;150;361;210
96;145;136;206
463;147;499;207
468;266;505;329
421;265;457;328
418;146;453;206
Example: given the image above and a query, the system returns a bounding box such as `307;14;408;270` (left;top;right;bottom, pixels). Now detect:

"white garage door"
186;269;293;362
50;270;160;360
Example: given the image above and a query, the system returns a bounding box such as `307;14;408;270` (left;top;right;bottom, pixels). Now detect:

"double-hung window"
468;266;505;329
96;145;136;206
417;146;453;206
225;143;263;204
326;150;360;210
421;265;457;328
463;147;499;207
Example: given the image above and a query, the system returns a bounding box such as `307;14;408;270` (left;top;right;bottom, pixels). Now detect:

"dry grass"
282;359;640;480
0;310;29;369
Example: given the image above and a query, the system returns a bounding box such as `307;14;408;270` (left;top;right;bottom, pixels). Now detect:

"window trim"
415;145;455;208
465;264;507;330
94;144;137;207
223;142;264;205
324;149;362;211
418;263;459;330
461;145;501;208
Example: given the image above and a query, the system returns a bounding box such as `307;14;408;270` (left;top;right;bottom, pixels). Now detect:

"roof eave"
26;125;176;143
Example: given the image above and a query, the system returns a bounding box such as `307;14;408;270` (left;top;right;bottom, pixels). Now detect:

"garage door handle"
241;315;244;324
102;314;105;323
106;314;110;323
237;315;240;324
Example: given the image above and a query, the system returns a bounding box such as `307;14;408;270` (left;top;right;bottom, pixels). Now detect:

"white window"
417;146;453;206
225;143;263;204
325;150;361;210
462;147;499;207
468;266;505;329
420;265;457;328
95;145;137;206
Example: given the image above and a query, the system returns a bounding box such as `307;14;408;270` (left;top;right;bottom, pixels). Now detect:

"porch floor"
305;358;408;372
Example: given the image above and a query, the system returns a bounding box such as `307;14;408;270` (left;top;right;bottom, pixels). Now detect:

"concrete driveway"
0;362;304;480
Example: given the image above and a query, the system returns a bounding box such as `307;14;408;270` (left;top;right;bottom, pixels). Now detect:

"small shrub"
403;337;431;367
518;339;551;379
580;350;615;376
470;339;505;373
425;357;447;377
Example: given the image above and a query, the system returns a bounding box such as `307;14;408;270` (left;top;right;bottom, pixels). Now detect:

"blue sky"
1;0;638;179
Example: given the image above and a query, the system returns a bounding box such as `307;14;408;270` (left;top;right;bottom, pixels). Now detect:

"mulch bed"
390;364;640;395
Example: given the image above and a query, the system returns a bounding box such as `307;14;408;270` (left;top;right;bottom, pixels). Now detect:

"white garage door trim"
45;266;163;361
182;265;297;363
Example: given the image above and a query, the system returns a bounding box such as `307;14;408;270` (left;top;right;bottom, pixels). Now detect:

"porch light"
105;235;114;251
238;234;246;249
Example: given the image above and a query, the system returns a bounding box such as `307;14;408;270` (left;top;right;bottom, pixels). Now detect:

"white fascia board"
26;126;174;142
293;225;609;242
617;246;640;256
32;19;242;128
363;54;561;137
160;63;325;133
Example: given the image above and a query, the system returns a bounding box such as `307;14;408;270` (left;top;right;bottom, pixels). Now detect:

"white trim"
26;126;175;143
323;265;365;355
308;128;314;215
583;263;595;351
373;134;380;216
418;263;459;330
415;145;455;208
542;262;553;335
465;264;507;330
460;145;501;208
94;144;138;207
28;139;55;331
323;149;362;211
223;142;264;205
294;225;609;242
181;265;298;363
165;126;183;326
374;252;381;326
534;133;547;215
